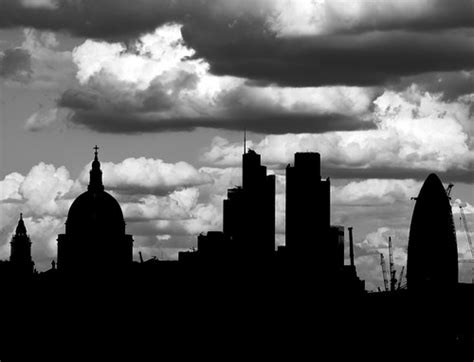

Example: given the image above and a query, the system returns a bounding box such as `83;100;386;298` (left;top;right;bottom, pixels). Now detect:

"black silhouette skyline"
1;2;473;359
1;145;473;360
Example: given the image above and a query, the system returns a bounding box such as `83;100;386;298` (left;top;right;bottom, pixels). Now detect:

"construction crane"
445;183;454;199
397;266;405;290
459;205;474;283
380;253;389;292
460;205;473;258
388;236;397;292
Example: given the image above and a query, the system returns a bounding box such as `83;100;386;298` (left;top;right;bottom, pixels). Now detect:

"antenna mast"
388;236;396;291
243;128;247;154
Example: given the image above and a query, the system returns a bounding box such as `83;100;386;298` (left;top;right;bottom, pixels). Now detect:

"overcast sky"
0;0;473;290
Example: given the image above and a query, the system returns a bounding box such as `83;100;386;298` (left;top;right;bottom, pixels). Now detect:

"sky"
0;0;473;290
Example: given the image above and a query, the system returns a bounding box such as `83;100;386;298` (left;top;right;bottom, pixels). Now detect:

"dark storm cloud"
1;0;473;39
0;0;192;40
64;108;375;135
58;76;189;113
394;71;474;101
1;0;474;88
181;23;474;87
0;47;32;82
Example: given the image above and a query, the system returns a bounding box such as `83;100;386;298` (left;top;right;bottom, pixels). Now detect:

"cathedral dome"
65;146;125;236
66;190;125;235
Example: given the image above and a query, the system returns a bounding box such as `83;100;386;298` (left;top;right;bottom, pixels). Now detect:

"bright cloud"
27;23;376;134
0;172;25;201
20;162;74;216
78;157;212;195
74;24;200;90
267;0;472;36
332;179;421;206
202;87;474;180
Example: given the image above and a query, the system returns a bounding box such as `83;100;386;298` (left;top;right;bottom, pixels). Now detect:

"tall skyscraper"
223;149;275;258
407;173;458;290
286;153;330;259
57;146;133;275
10;213;34;276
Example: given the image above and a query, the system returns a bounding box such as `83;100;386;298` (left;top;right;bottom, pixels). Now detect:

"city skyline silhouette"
1;144;473;360
1;1;473;359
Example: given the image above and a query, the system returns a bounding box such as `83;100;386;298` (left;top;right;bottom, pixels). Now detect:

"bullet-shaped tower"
407;173;458;290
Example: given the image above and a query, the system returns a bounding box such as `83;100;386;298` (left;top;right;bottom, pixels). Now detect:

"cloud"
20;0;58;10
395;71;474;101
72;24;198;89
122;188;200;222
202;88;474;182
1;28;75;89
267;0;474;36
19;21;474;136
332;179;421;206
0;48;32;82
19;162;74;217
24;107;71;131
183;23;474;88
0;172;25;201
1;1;473;90
43;23;376;134
1;0;473;39
78;157;213;196
452;199;474;215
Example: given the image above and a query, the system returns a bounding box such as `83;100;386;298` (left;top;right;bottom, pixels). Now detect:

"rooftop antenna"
243;128;247;154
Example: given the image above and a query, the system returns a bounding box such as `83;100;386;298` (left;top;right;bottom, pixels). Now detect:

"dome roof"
66;190;125;235
65;146;125;236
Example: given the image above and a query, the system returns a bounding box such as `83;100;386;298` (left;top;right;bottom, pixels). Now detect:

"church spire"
15;213;27;236
10;213;34;275
88;145;104;192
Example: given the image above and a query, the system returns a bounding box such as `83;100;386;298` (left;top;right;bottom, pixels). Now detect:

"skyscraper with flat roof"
286;152;330;260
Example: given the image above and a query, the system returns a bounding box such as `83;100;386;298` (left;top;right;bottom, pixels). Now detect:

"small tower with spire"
10;213;34;276
88;145;104;192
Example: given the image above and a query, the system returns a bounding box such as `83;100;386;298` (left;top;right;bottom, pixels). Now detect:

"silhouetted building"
223;149;275;258
57;146;133;275
329;225;345;269
197;231;230;258
286;153;330;259
407;173;458;291
10;213;34;276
